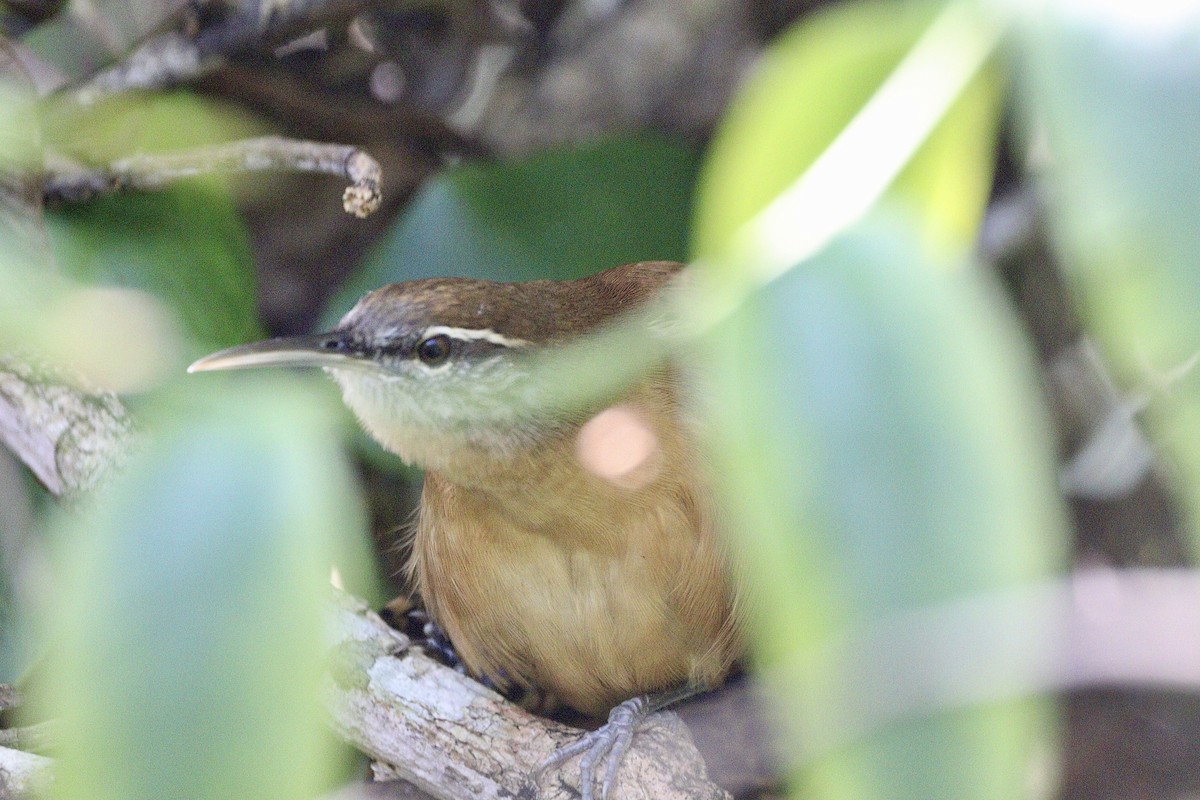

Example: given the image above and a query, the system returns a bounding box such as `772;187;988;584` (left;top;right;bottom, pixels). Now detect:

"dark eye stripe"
376;341;412;357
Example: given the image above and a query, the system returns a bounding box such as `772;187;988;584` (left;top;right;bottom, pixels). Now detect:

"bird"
189;260;743;799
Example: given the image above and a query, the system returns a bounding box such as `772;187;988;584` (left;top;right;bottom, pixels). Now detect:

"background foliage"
0;0;1198;799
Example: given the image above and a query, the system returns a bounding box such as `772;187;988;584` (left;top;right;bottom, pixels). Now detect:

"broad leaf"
698;218;1064;799
46;185;262;358
43;375;372;800
1017;2;1200;535
693;0;1001;263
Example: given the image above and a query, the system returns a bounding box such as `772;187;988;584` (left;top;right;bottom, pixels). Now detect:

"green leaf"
1016;4;1200;365
0;453;37;684
42;92;262;166
41;375;373;800
1016;4;1200;536
693;0;1001;262
321;134;701;329
0;55;55;339
698;218;1065;799
46;184;263;357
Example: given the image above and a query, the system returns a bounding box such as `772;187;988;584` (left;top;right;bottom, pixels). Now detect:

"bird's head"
189;278;560;467
189;263;682;472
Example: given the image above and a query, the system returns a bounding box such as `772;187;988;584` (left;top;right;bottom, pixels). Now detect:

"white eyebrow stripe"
421;325;531;349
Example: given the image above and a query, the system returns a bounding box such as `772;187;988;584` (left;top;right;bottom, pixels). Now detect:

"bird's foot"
534;695;650;800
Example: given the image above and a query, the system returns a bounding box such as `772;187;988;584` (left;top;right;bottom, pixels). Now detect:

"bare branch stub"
341;148;384;218
43;136;383;217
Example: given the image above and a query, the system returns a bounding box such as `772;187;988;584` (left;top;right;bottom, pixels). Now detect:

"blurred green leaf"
321;134;701;329
46;184;263;357
1018;1;1200;365
0;451;37;683
693;0;1001;262
0;57;56;345
1016;4;1200;532
698;217;1064;799
1017;8;1200;356
0;71;42;176
42;92;263;165
688;12;1060;792
42;375;373;800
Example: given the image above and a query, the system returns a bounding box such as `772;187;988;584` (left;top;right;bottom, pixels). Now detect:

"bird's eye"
416;334;452;366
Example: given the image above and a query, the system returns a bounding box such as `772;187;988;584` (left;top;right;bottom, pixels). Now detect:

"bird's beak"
188;333;370;374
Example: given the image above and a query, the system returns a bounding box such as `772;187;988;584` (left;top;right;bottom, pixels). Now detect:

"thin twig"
69;31;203;107
44;136;383;217
67;0;370;107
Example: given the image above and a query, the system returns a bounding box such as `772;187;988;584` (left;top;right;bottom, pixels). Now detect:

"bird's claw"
534;696;650;800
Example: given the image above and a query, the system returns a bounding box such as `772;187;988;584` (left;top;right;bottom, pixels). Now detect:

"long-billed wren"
190;261;742;799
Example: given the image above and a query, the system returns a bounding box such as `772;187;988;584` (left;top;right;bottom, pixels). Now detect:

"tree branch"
0;357;132;498
67;0;369;107
0;745;51;798
44;136;384;217
324;591;731;800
